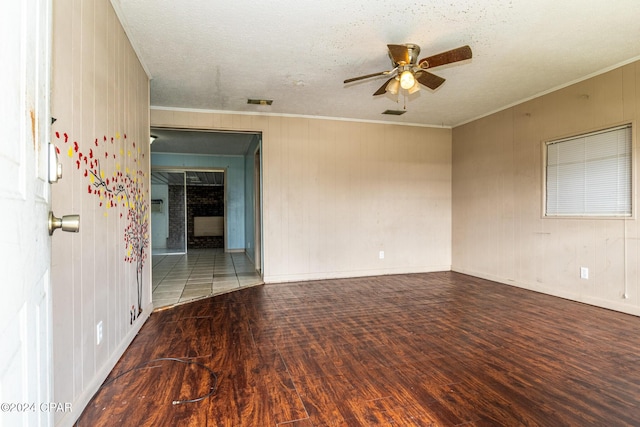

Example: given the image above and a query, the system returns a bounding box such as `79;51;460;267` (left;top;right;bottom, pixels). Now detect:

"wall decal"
54;130;149;320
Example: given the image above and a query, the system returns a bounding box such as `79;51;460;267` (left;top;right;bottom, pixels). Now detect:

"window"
545;124;632;217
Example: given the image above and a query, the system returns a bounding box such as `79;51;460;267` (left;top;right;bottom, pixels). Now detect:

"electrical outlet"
379;251;384;259
580;267;589;280
96;321;103;345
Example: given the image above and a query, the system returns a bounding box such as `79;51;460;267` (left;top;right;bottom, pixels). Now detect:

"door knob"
48;211;80;235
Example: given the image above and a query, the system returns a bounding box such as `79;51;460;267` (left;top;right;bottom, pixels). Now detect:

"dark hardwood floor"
76;272;640;426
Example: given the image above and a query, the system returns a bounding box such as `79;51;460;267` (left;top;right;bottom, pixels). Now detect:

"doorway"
151;171;187;254
149;128;263;308
151;170;226;254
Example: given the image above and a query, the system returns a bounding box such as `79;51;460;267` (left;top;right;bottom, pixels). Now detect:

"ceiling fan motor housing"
388;43;421;66
404;43;420;65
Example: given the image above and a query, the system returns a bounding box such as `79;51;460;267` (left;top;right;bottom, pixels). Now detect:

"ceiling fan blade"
418;45;472;69
387;44;410;65
373;77;395;96
415;70;445;90
344;70;391;84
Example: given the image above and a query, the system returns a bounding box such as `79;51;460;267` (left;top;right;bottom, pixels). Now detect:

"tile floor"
151;248;263;309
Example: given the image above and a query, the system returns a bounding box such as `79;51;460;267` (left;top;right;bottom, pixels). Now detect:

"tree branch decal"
54;130;149;321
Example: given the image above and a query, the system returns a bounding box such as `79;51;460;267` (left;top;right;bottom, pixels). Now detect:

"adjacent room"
6;0;640;426
149;129;263;307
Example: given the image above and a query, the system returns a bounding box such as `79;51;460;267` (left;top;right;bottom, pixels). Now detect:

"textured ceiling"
150;128;257;155
151;170;224;186
113;0;640;128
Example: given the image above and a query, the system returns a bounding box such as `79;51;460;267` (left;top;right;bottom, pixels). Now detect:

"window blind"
545;124;632;216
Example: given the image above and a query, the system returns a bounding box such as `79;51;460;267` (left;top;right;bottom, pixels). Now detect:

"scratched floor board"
76;272;640;426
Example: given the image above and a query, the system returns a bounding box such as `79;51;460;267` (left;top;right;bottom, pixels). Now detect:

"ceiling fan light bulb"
400;70;415;90
387;78;400;95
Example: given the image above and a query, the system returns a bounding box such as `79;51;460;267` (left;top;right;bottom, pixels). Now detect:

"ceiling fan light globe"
400;70;415;89
387;78;400;95
407;82;420;94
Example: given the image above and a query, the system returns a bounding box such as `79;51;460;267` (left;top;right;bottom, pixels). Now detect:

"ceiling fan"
344;44;472;96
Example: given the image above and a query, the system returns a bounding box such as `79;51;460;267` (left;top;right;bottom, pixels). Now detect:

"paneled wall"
452;61;640;315
50;1;150;425
151;109;453;283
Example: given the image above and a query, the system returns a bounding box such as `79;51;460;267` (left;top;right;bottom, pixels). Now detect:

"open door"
0;0;55;425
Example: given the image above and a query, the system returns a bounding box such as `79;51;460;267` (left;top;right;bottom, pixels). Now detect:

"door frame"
254;144;263;274
150;167;227;254
150;169;189;255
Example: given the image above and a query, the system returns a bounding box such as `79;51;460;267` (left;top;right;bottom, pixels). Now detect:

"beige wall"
43;1;640;421
50;1;150;425
151;109;452;282
453;61;640;315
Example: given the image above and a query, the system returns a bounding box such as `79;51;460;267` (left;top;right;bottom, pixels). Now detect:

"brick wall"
167;184;185;250
187;185;225;249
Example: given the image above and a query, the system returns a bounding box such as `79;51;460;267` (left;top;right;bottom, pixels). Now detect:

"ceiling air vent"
247;99;273;105
382;109;406;115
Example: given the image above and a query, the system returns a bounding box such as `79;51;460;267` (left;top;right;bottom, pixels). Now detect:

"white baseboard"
55;301;153;427
452;266;640;317
264;265;451;284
